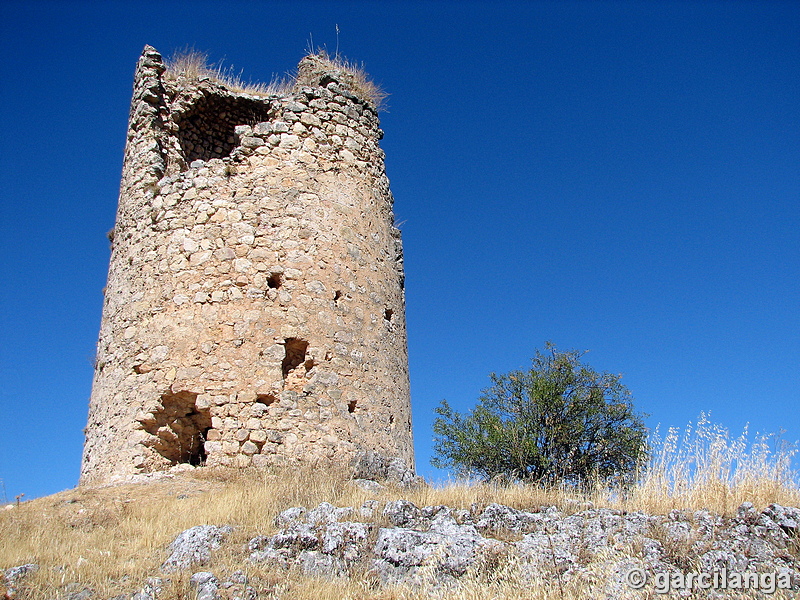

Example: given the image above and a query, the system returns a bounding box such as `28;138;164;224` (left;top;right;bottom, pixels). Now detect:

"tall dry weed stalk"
628;412;800;514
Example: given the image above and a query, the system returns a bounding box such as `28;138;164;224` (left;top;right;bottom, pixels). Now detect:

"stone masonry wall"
80;47;414;485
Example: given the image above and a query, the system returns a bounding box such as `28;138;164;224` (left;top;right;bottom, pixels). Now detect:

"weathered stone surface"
131;577;162;600
3;563;39;597
352;450;420;487
190;571;219;600
242;500;800;595
764;503;800;532
353;478;385;493
474;502;543;533
161;525;233;572
374;510;499;583
80;47;414;486
62;584;94;600
274;506;306;527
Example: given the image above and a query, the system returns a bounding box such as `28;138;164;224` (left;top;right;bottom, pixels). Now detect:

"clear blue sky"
1;1;798;501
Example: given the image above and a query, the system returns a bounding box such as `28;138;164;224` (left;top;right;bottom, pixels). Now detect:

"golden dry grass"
629;413;800;515
163;47;292;97
1;417;798;599
162;47;387;109
299;49;388;110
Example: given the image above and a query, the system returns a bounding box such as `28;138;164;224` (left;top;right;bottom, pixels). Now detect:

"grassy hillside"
2;420;798;599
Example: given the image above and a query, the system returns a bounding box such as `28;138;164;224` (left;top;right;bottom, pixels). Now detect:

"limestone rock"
161;525;233;572
190;571;219;600
3;563;39;597
131;577;162;600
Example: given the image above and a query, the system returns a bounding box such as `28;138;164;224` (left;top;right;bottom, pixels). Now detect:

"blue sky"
1;1;798;500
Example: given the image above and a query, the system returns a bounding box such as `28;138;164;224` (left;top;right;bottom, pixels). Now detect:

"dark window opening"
384;308;393;321
333;290;342;303
175;94;272;164
141;391;212;466
348;400;357;414
267;273;283;289
282;338;309;378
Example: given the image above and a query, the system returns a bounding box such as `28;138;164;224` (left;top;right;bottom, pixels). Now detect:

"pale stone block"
250;429;267;443
190;250;213;266
204;441;223;455
279;134;301;149
233;258;252;273
300;112;321;127
237;391;257;402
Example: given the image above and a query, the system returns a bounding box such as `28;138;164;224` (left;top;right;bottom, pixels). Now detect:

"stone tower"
80;46;414;485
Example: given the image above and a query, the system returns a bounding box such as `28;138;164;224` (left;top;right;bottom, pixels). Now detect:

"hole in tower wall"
141;391;212;467
257;394;276;407
282;338;309;378
384;308;393;321
175;94;272;164
267;273;283;289
348;400;357;413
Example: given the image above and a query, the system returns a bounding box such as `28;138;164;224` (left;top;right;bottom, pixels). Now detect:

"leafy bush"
432;343;647;485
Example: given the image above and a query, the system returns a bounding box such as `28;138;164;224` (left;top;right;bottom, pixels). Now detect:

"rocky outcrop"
241;500;800;595
161;524;233;572
5;502;798;598
2;563;38;599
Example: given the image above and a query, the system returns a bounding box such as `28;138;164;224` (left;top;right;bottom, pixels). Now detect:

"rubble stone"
161;524;233;572
243;500;800;594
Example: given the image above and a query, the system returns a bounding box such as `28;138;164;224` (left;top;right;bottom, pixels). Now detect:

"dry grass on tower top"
163;47;388;109
163;47;292;97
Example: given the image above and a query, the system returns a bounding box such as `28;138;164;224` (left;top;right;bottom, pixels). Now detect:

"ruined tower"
80;46;414;485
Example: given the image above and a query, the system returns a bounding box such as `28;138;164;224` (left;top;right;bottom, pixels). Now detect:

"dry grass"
1;417;798;598
627;413;800;515
163;47;292;97
299;49;388;111
162;47;387;109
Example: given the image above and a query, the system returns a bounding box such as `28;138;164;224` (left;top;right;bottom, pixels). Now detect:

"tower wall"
80;47;414;485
